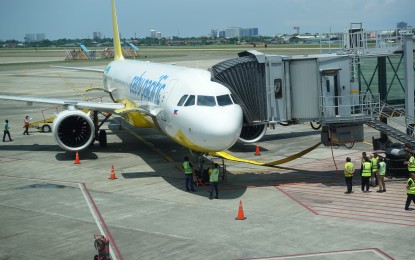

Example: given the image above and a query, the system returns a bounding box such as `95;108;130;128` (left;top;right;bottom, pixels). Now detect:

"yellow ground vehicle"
28;107;58;132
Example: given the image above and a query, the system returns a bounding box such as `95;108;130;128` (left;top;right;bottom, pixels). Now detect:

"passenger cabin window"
197;95;216;106
216;94;233;106
177;95;188;106
184;95;195;106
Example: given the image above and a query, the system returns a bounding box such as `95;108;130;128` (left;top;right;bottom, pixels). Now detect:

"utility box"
329;124;364;144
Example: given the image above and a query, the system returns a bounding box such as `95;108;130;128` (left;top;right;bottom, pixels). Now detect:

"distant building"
293;26;300;35
25;34;35;43
93;32;102;39
25;33;45;42
241;28;258;37
397;22;408;29
36;33;45;41
156;32;162;39
210;29;218;38
221;27;258;38
225;27;241;38
150;30;156;38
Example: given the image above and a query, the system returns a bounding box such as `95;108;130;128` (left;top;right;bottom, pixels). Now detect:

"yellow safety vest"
378;161;386;176
408;156;415;172
183;161;193;174
407;178;415;194
371;157;378;173
210;168;219;182
344;162;354;177
362;162;372;177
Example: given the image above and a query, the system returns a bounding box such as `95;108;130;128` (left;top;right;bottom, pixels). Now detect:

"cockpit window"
216;94;233;106
197;95;216;106
184;95;195;106
177;95;188;106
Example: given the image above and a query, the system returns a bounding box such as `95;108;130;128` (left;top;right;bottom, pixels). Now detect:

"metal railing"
319;93;381;123
375;101;415;137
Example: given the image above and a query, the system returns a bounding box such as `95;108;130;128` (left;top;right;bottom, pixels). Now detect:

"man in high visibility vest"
405;173;415;210
183;156;196;192
361;157;372;192
344;157;354;194
404;151;415;176
370;153;379;186
377;157;387;193
209;163;220;200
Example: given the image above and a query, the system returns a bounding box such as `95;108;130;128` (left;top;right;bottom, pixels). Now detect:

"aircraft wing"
50;65;105;73
0;95;124;113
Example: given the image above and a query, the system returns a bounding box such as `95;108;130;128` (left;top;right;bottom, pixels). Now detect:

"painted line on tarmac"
274;186;318;215
79;182;123;260
0;175;124;258
112;118;182;172
238;247;394;259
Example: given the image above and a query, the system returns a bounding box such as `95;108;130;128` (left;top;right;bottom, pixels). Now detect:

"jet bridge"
211;50;373;144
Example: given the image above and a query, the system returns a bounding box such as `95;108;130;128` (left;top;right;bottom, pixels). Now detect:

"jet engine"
52;110;95;152
238;124;267;143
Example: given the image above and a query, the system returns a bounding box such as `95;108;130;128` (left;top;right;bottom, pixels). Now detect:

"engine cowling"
52;110;95;152
238;124;267;143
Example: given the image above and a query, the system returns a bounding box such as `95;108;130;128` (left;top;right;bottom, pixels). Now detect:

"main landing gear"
92;111;111;147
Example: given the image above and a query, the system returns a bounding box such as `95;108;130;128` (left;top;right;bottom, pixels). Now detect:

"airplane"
0;0;244;154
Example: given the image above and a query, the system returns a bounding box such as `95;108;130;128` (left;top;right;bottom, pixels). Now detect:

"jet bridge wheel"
98;129;107;147
310;121;321;130
344;142;354;149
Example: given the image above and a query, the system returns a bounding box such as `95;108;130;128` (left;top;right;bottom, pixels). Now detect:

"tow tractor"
28;107;59;133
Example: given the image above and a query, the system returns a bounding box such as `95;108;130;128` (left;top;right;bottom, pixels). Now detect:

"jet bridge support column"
403;33;414;135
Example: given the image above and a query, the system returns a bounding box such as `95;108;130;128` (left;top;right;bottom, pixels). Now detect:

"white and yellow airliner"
0;0;243;153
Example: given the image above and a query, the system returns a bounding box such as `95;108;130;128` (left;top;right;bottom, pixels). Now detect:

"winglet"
111;0;124;61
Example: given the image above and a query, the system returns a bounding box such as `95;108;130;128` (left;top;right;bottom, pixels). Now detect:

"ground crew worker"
344;157;354;194
23;115;31;135
183;156;196;192
370;153;379;187
209;163;220;199
404;151;415;176
405;173;415;210
3;119;12;142
361;157;372;192
377;157;386;193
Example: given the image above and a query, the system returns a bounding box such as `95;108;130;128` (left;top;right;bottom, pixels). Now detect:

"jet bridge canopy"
211;52;267;125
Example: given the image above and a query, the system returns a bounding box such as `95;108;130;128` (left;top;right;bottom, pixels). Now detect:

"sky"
1;0;414;41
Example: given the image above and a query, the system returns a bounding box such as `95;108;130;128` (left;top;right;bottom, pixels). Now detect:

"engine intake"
52;110;94;152
238;124;267;143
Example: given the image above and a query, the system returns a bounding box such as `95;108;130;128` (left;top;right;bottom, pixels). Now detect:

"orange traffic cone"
108;165;117;180
74;151;81;164
254;143;261;156
235;200;247;220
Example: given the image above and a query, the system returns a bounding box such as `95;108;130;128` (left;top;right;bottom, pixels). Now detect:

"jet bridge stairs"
321;97;415;149
366;102;415;148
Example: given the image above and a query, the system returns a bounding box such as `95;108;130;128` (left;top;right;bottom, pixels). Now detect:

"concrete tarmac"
0;53;413;259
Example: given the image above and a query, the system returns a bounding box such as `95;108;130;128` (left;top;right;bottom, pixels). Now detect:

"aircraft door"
321;71;339;117
160;79;178;122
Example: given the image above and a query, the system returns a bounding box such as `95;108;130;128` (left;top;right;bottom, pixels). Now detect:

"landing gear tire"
98;129;107;147
42;124;51;133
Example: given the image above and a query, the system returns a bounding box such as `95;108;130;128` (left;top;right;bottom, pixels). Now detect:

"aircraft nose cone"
198;106;242;151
